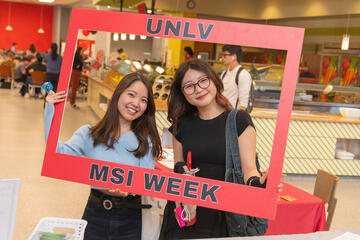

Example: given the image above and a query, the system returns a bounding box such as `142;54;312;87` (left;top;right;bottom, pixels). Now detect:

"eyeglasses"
220;52;232;58
181;76;210;95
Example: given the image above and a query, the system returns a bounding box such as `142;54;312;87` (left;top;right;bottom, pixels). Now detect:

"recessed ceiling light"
39;0;55;3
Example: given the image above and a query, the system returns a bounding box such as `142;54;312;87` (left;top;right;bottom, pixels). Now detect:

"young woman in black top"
159;59;268;239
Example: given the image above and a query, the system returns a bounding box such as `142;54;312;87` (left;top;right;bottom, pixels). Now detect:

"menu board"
0;179;20;240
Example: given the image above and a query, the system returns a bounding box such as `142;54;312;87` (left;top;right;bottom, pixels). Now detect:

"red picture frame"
41;8;304;219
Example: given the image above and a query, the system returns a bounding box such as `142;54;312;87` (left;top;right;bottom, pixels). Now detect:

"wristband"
246;176;267;188
174;162;186;174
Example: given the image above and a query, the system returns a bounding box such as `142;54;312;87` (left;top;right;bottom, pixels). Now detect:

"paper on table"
331;232;360;240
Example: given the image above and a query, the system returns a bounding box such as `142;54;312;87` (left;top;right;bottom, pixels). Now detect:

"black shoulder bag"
224;109;268;236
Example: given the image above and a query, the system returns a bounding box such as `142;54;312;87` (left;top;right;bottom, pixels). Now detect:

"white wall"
110;35;154;61
52;6;61;46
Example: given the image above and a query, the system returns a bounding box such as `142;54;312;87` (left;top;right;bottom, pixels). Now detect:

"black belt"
89;189;152;211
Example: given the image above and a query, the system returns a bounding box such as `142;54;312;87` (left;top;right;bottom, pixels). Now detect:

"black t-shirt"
162;110;255;239
169;110;254;181
26;62;46;75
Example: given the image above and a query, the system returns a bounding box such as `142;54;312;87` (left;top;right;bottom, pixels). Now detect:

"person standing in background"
184;46;194;62
43;43;63;92
26;44;37;57
118;48;127;60
69;47;84;109
220;45;252;110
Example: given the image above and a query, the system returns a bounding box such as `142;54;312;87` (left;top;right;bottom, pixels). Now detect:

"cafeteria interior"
1;0;360;239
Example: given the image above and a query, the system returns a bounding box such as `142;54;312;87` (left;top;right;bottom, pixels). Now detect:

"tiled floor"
0;88;359;239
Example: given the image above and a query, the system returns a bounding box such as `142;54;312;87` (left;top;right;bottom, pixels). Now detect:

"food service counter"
251;109;360;176
88;76;360;176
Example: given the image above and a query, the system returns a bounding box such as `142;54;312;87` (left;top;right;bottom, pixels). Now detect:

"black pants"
45;72;60;92
82;189;142;240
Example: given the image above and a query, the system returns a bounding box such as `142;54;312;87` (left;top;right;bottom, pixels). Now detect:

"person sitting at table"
26;44;37;58
0;51;15;88
10;42;17;53
14;57;31;96
21;53;47;98
0;49;6;62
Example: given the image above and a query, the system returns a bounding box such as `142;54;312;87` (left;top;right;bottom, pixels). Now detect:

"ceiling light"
155;66;165;74
5;25;13;31
341;34;350;50
129;34;136;40
38;6;45;34
113;33;119;41
132;61;142;70
5;2;13;31
107;5;111;8
39;0;55;2
121;33;127;40
140;35;147;40
143;64;153;72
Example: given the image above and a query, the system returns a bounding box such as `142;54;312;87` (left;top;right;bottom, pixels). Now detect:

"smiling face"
117;81;149;126
181;69;217;108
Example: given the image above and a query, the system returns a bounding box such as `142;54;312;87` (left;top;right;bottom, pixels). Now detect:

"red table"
266;182;327;235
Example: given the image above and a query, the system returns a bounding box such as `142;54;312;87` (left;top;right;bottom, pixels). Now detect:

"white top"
222;65;252;109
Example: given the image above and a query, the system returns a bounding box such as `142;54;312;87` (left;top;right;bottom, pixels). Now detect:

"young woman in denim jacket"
160;59;268;239
45;72;162;239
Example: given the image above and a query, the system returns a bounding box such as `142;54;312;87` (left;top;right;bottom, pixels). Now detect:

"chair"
28;217;87;240
313;169;339;230
29;71;46;96
0;64;13;88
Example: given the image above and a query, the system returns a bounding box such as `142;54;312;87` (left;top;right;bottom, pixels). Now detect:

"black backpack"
221;67;255;113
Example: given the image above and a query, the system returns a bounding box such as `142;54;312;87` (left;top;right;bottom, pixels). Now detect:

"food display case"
153;75;172;111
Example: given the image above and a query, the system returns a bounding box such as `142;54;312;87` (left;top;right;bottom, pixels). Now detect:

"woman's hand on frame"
45;90;67;104
260;171;286;192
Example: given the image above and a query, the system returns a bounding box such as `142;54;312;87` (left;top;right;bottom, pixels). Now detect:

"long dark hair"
50;43;58;60
74;47;83;61
168;59;233;135
29;44;36;53
90;72;162;159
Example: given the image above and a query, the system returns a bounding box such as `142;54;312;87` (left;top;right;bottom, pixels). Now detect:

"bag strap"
220;70;227;80
234;67;244;109
225;110;245;183
235;66;244;86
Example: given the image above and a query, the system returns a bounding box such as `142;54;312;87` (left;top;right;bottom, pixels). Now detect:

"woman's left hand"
259;171;285;192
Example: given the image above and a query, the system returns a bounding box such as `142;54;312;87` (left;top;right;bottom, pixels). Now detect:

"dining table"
155;149;327;236
266;182;327;235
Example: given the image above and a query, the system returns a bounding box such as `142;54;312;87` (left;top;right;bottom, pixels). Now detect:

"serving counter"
251;109;360;176
88;76;360;176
